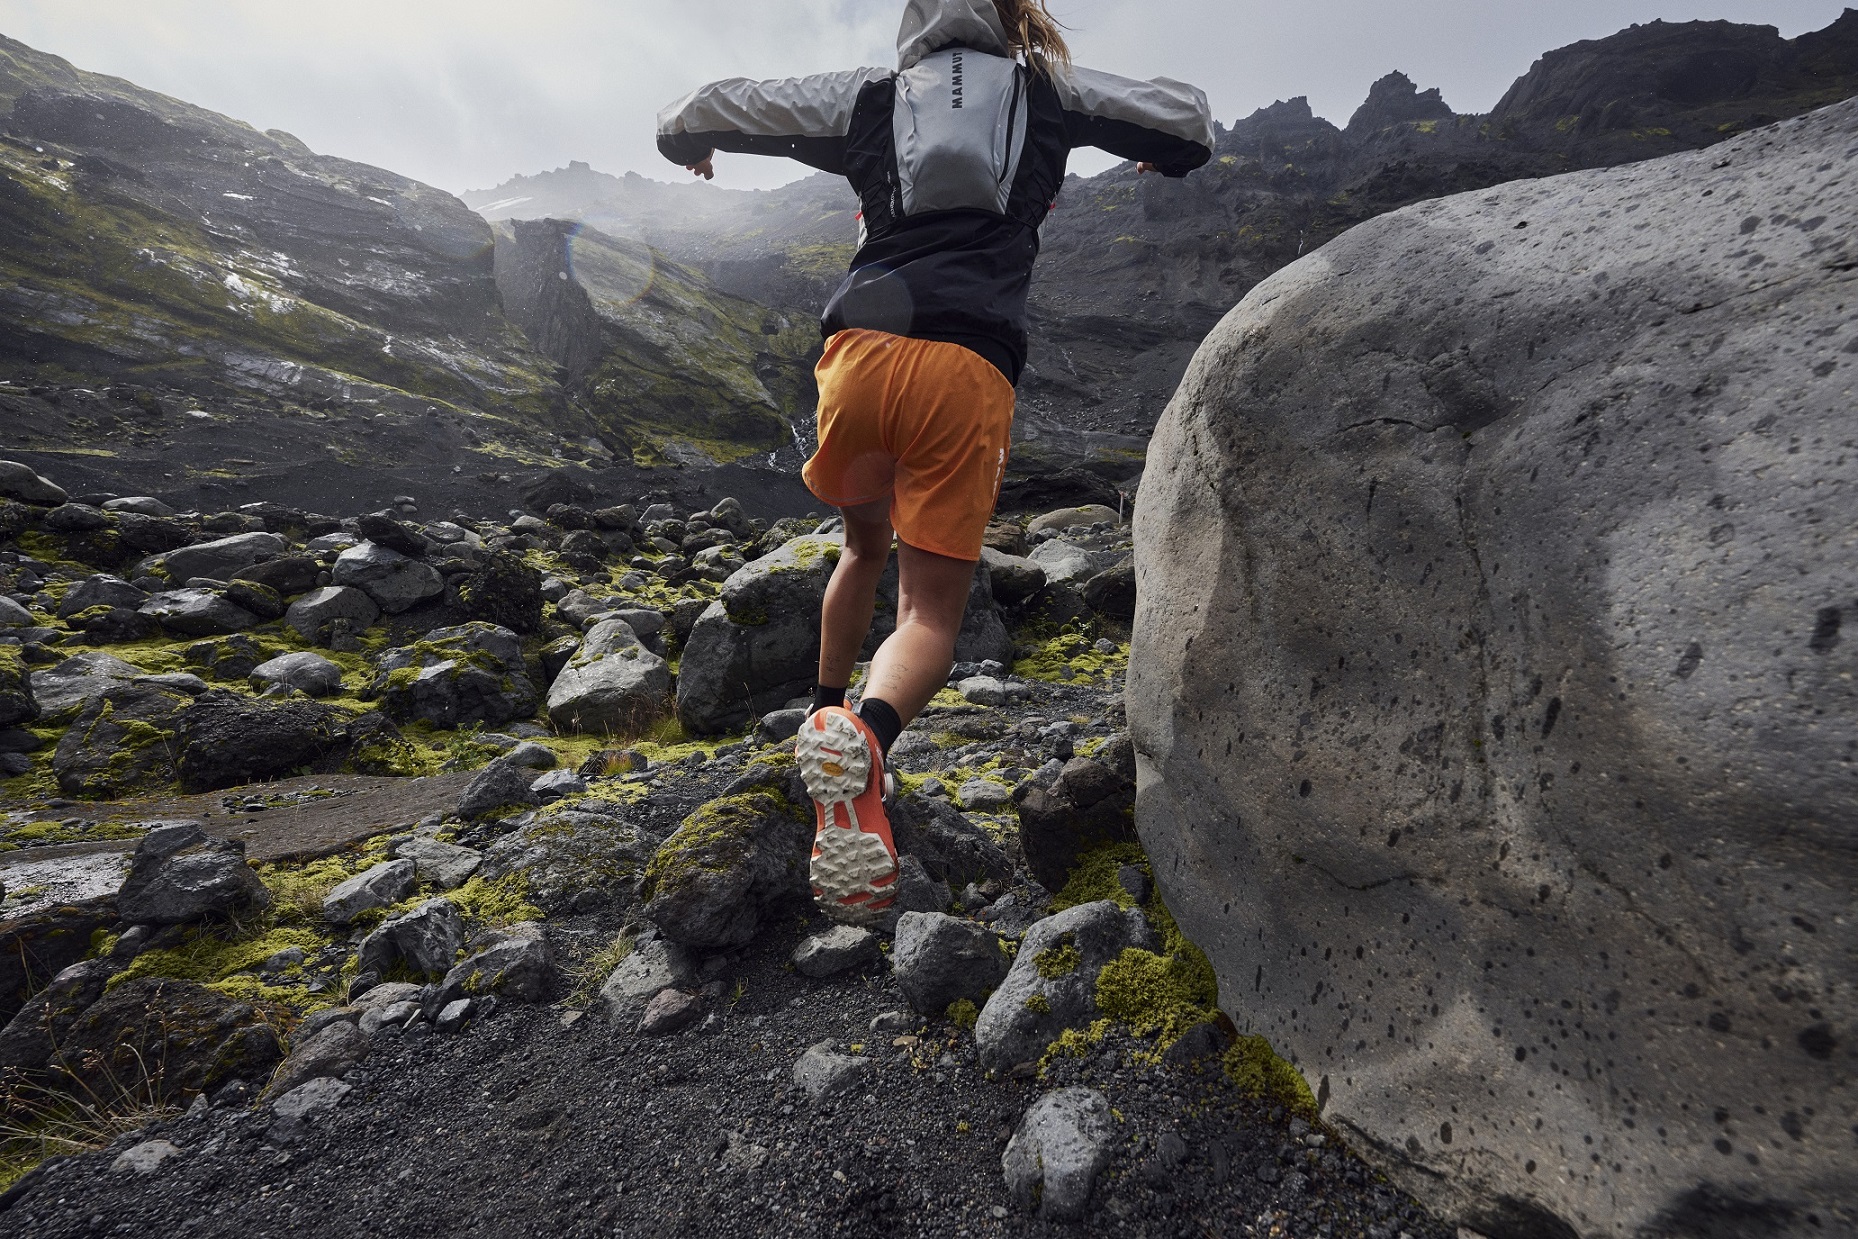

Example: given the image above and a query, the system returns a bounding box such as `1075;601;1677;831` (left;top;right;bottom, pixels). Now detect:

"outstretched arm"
657;68;889;178
1056;66;1215;178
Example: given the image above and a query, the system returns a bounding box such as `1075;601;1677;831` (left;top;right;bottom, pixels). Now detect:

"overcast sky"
1;1;1850;193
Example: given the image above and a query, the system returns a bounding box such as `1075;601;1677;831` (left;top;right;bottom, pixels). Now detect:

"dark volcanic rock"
52;681;190;797
640;792;811;949
1012;756;1138;892
371;621;539;729
173;690;347;791
117;820;271;924
52;976;282;1103
451;550;544;634
0;898;117;1025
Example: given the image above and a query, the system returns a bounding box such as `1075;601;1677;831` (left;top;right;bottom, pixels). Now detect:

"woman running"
656;0;1213;924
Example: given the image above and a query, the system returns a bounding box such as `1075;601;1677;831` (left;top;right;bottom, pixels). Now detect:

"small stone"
890;912;1009;1016
792;1041;873;1104
869;1010;915;1035
956;676;1008;707
112;1139;184;1174
758;707;807;742
530;768;586;801
638;987;704;1035
1115;864;1152;905
321;859;416;926
1002;1088;1116;1220
393;838;482;889
956;778;1013;812
435;998;475;1033
502;741;558;769
791;924;880;978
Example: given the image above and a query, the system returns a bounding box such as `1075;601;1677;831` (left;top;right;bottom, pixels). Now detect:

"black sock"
855;697;904;757
811;684;846;713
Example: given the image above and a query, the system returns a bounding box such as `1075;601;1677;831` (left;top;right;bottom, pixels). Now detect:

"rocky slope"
1129;94;1858;1238
470;13;1858;453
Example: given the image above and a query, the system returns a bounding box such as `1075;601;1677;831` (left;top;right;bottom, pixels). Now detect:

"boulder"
455;760;542;820
356;897;464;979
0;596;31;626
889;794;1015;891
155;531;287;583
478;801;654;912
0;898;118;1025
978;547;1046;605
250;651;344;697
232;555;321;598
1080;559;1136;622
52;682;191;797
137;589;259;637
792;1041;873;1104
1027;505;1120;536
1128;101;1858;1237
890;912;1010;1016
331;542;444;614
31;650;145;721
393;838;482;890
173;691;347;792
53;976;282;1102
1028;538;1112;587
356;512;431;558
371;622;539;729
64;603;161;644
545;618;671;735
221;580;284;621
285;585;380;643
0;645;36;727
321;859;417;926
116;821;272;925
264;1020;369;1099
791;924;881;978
42;503;113;533
0;460;67;506
1012;755;1139;892
437;924;554;1004
530;769;585;801
451;551;544;635
599;933;698;1019
1002;1087;1116;1221
56;574;148;619
0;957;116;1072
640;792;811;949
974;901;1155;1073
102;496;174;517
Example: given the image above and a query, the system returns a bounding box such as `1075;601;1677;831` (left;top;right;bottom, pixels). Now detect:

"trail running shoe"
797;706;898;925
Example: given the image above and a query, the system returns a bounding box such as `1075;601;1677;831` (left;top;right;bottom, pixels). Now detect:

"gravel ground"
0;903;1454;1239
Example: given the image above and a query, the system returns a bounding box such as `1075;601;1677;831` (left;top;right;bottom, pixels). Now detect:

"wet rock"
599;933;698;1019
638;987;704;1035
1130;97;1858;1236
792;1041;872;1104
52;682;191;797
264;1020;369;1098
1002;1087;1116;1220
331;542;444;613
792;924;881;978
54;976;282;1103
545;617;671;734
0;645;36;727
0;898;117;1025
1013;755;1137;891
478;802;652;913
394;838;482;889
439;924;554;1004
371;622;538;729
456;760;542;820
249;651;344;697
640;792;811;949
284;585;380;643
890;912;1010;1016
0;460;67;506
155;532;287;583
975;901;1156;1073
116;821;271;925
174;691;347;792
356;898;465;980
137;588;259;637
321;859;417;926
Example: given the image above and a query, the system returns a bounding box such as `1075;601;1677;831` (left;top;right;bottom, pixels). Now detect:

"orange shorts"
802;329;1015;561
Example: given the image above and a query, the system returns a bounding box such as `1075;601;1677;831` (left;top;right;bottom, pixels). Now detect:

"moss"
1050;842;1147;912
447;873;543;929
1035;933;1081;980
643;791;801;895
1012;631;1128;685
1023;993;1052;1015
1040;1017;1112;1071
946;998;978;1030
1;819;146;849
107;924;333;1016
1224;1034;1318;1118
1094;947;1219;1047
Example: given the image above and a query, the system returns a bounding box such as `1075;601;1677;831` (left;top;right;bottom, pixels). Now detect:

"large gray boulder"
478;801;654;913
370;622;538;728
0;460;67;506
331;542;444;614
675;535;1010;734
598;932;697;1020
137;589;259;637
250;651;344;697
544;618;671;734
53;683;191;797
639;791;811;949
973;901;1154;1074
1128;102;1858;1238
117;821;272;925
285;585;380;642
57;575;149;620
30;651;144;721
356;898;464;979
154;531;287;583
321;859;416;926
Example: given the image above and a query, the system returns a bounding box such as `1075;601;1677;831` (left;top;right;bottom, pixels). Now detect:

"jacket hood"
896;0;1011;70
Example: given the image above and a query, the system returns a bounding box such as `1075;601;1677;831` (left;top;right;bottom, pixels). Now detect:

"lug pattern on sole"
799;709;898;923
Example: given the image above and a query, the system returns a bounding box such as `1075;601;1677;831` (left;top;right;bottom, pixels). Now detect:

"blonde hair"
993;0;1071;77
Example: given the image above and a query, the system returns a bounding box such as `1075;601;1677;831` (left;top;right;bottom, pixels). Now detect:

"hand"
1136;161;1158;175
687;155;715;181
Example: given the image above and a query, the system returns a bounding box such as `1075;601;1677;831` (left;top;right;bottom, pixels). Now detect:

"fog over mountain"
1;0;1850;192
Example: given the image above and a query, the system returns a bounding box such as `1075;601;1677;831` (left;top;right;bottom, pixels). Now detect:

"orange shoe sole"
797;707;899;925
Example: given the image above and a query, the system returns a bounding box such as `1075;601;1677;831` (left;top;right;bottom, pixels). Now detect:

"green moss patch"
1224;1034;1319;1118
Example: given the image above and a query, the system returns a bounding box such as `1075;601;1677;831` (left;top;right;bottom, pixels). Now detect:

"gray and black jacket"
657;0;1214;382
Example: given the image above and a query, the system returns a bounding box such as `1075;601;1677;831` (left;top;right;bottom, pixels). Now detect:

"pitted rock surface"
1130;98;1858;1237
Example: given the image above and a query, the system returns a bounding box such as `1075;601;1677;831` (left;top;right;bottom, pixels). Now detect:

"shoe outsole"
798;708;899;925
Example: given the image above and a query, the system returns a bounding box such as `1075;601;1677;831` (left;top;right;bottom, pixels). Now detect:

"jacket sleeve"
1054;66;1215;177
656;69;890;176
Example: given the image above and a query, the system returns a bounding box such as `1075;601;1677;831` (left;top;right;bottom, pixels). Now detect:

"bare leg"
817;499;894;691
862;540;976;726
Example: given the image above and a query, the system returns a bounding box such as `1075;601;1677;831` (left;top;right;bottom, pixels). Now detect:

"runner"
656;0;1213;924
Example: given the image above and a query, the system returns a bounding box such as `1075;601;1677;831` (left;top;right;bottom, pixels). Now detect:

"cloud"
2;0;1849;192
